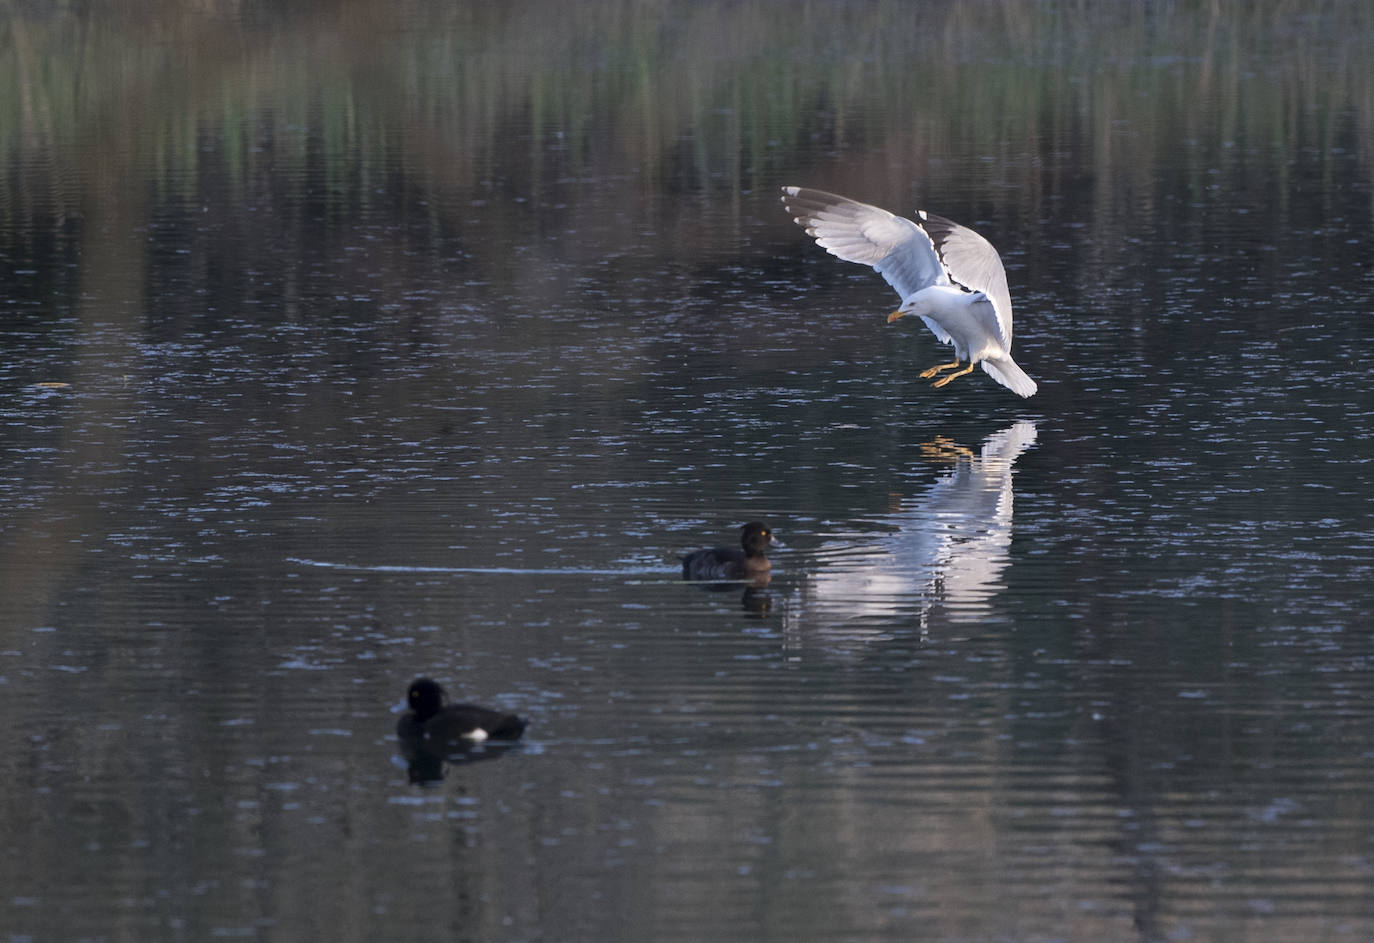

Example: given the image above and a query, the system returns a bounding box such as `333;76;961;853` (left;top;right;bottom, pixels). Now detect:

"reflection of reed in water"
796;421;1037;635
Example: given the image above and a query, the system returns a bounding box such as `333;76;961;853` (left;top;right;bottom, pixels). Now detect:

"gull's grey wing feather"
965;295;1008;355
916;211;1013;347
781;187;947;300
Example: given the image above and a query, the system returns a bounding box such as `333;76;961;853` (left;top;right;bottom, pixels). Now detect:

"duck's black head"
406;677;446;720
740;521;773;558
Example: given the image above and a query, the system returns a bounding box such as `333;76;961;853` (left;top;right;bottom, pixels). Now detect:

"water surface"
2;2;1373;941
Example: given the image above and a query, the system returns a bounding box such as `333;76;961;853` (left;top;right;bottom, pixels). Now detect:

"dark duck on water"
681;521;775;583
396;677;526;747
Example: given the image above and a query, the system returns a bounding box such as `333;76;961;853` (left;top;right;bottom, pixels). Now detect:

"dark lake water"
3;2;1374;940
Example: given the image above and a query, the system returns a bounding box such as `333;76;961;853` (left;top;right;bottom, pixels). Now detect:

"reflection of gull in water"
795;421;1037;637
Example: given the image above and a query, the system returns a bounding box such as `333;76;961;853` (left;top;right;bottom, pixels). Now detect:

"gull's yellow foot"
932;363;976;388
919;360;962;379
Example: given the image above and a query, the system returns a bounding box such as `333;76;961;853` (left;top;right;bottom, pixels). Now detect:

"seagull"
781;187;1036;398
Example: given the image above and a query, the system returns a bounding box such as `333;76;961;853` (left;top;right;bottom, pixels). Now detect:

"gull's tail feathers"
981;357;1037;398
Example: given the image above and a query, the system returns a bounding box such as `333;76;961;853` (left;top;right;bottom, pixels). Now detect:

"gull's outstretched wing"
916;211;1013;347
782;187;946;300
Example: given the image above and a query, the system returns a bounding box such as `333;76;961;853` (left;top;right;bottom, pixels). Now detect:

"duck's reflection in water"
681;577;776;616
399;738;523;785
794;421;1038;642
